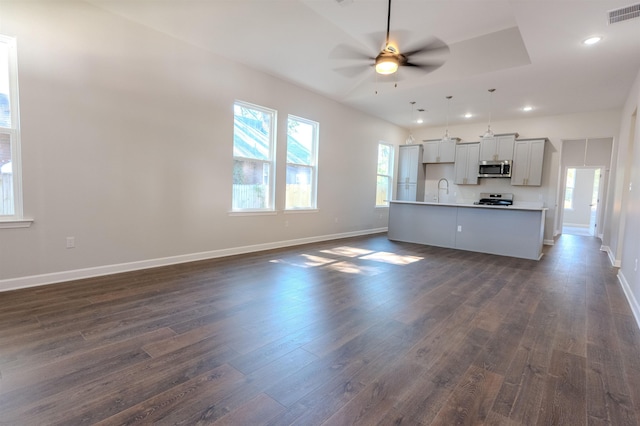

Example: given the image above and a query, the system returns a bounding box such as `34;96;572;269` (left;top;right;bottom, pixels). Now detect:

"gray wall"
0;1;405;285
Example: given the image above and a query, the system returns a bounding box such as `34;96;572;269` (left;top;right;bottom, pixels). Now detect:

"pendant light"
483;88;496;138
406;101;416;144
442;95;452;142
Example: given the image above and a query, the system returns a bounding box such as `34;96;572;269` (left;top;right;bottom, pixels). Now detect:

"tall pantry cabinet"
396;144;425;201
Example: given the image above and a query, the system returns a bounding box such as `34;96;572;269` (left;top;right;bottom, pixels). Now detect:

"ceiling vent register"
608;3;640;24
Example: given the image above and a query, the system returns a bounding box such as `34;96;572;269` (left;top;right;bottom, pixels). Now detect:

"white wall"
0;1;406;285
615;66;640;327
411;109;622;244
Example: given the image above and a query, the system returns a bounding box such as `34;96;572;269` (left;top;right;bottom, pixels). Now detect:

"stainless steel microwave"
479;160;512;178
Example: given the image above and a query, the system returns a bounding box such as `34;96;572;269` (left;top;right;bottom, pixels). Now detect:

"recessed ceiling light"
523;106;533;112
583;36;602;45
464;113;473;118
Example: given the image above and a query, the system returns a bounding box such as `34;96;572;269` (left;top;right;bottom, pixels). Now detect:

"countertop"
389;200;548;212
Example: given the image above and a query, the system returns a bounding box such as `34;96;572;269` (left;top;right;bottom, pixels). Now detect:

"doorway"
562;166;602;236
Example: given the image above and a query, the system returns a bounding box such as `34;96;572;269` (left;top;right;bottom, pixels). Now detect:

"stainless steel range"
474;192;513;206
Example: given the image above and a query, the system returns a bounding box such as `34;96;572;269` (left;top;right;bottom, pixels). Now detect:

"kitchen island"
388;201;547;260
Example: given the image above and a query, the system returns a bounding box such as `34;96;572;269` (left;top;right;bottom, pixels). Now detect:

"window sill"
284;209;319;214
229;210;277;217
0;218;34;229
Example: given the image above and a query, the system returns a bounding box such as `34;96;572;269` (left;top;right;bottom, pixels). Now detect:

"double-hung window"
232;101;276;211
286;115;318;210
376;142;394;206
0;34;22;222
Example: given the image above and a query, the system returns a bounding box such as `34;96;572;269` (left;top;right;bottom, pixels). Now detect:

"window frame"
285;114;319;211
376;142;394;207
231;100;277;213
0;33;26;226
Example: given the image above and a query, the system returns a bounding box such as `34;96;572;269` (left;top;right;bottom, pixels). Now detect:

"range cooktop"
474;192;513;206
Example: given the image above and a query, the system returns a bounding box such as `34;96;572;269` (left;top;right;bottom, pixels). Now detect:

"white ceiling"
87;0;640;129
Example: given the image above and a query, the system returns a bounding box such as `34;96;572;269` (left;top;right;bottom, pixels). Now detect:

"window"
286;115;318;210
232;101;276;211
564;167;576;209
376;142;394;206
0;34;22;220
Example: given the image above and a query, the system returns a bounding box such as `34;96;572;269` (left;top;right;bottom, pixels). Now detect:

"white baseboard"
0;228;388;293
600;245;621;267
563;223;589;228
543;239;555;246
618;270;640;332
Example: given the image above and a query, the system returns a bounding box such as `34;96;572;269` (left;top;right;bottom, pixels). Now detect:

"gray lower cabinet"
388;202;546;260
387;203;457;247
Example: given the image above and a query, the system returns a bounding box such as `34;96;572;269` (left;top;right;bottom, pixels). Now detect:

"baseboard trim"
0;228;388;293
601;245;621;267
543;239;555;246
618;270;640;332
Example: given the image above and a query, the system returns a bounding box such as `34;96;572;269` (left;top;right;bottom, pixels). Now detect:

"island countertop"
388;201;546;260
389;200;548;212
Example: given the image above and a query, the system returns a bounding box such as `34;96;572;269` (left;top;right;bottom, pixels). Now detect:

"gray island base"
388;201;547;260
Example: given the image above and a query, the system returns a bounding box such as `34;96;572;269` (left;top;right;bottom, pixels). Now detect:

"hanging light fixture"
406;101;416;144
416;108;425;124
483;88;496;138
442;95;452;142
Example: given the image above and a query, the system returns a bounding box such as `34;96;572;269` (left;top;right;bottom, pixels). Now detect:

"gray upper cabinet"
511;138;546;186
396;144;425;201
478;133;518;161
422;139;458;163
454;143;480;185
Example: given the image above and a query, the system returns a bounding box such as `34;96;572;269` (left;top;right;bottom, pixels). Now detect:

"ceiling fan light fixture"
375;54;399;75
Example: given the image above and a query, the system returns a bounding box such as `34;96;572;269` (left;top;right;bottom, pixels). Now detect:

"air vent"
608;3;640;24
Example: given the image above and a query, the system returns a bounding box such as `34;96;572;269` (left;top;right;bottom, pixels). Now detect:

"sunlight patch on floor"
270;244;423;274
360;251;423;265
320;246;374;258
326;261;383;276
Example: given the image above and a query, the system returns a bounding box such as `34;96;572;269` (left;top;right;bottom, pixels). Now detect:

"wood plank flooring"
1;233;639;425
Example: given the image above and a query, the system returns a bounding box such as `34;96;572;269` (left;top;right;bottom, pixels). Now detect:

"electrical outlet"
66;237;75;249
457;225;462;232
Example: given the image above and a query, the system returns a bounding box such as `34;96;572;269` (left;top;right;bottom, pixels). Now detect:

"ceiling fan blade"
329;44;374;61
333;64;372;78
402;60;446;73
402;37;450;58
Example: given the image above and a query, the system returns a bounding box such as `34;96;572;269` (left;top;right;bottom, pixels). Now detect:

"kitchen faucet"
437;178;449;203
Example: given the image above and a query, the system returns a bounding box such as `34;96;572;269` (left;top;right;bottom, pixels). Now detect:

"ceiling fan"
331;0;449;78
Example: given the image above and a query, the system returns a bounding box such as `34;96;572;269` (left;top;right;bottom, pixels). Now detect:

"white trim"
618;270;640;332
0;218;33;228
283;209;319;214
543;239;554;246
600;245;621;267
0;228;388;292
228;210;277;216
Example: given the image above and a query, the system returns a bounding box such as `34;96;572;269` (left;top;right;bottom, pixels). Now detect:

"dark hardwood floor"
1;233;639;425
